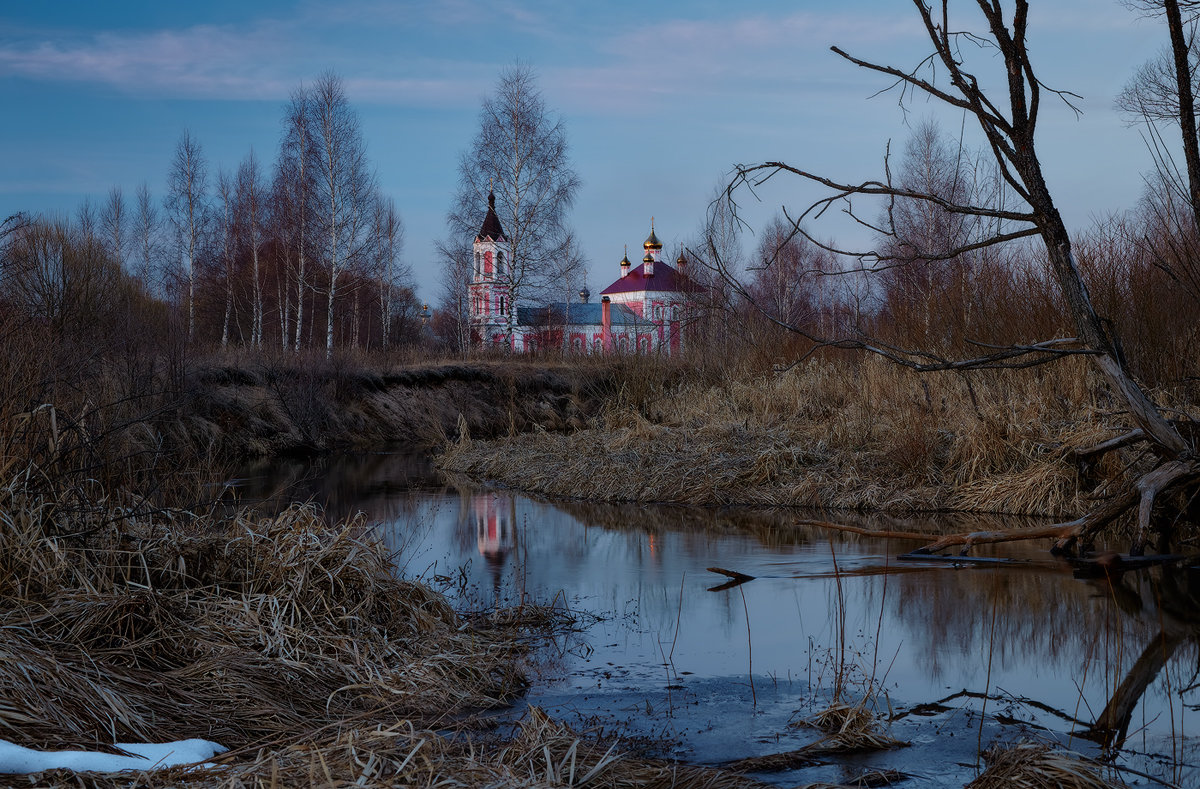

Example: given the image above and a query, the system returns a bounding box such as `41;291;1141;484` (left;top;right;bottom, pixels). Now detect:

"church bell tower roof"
477;191;506;242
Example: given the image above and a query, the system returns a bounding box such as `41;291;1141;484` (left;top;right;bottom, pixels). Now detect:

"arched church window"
593;337;602;354
497;250;505;273
474;252;480;275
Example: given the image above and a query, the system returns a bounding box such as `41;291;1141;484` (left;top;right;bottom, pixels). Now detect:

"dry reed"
439;357;1134;518
965;742;1127;788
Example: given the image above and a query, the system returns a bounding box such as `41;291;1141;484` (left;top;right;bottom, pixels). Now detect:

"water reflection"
471;492;516;593
232;452;1200;786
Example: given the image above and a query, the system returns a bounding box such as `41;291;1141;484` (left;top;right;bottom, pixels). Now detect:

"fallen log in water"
897;553;1034;565
707;566;757;591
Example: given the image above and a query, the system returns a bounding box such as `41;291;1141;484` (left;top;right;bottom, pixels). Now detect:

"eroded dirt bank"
170;359;604;459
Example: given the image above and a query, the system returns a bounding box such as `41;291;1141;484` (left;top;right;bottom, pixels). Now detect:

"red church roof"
599;260;702;296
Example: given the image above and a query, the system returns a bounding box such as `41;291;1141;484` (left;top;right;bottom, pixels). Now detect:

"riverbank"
167;354;604;459
438;357;1179;520
0;464;779;788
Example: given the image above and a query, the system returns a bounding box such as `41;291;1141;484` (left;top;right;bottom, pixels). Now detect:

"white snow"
0;738;226;774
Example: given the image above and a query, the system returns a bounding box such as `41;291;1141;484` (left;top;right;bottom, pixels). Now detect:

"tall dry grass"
966;742;1127;788
0;469;774;785
439;355;1154;518
0;474;529;752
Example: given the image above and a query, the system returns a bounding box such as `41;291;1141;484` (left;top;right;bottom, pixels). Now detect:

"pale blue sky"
0;1;1174;301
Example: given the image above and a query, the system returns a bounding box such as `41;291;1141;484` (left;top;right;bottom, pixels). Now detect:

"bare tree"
165;130;208;342
75;197;97;242
717;0;1196;554
446;65;581;343
748;214;835;332
3;219;122;338
215;169;238;348
1117;0;1200;308
277;84;315;352
237;150;266;348
100;187;126;272
132;183;161;295
435;236;473;354
370;196;406;350
309;72;375;357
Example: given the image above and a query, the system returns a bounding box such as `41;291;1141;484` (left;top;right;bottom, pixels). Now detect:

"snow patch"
0;738;226;774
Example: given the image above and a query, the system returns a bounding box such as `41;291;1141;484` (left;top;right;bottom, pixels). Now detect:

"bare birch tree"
277;85;315;352
446;65;581;343
435;236;473;354
165;130;207;342
237;150;266;348
309;72;374;357
370;196;406;349
215;169;237;347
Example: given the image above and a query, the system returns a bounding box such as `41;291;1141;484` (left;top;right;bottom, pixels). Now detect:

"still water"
234;451;1200;787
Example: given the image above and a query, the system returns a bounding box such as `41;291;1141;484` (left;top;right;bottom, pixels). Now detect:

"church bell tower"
468;191;513;347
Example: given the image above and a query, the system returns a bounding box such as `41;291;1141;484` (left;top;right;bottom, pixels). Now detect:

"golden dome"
643;227;662;250
643;252;654;264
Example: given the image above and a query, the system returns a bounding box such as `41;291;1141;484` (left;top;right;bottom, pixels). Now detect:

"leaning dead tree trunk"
719;0;1197;554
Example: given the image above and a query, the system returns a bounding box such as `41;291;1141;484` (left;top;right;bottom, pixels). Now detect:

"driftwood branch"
1132;458;1199;554
1072;429;1146;462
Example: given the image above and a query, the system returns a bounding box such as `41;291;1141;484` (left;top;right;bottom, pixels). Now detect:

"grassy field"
439;355;1189;524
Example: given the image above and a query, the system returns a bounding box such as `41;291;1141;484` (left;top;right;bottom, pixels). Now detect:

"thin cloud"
540;9;921;117
0;23;301;99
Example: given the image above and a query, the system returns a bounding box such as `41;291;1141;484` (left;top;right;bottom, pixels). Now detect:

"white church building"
467;191;699;355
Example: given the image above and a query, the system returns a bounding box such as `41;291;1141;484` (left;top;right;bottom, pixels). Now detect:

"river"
233;450;1200;787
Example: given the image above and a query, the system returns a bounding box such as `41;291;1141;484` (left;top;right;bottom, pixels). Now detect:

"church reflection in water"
469;492;517;590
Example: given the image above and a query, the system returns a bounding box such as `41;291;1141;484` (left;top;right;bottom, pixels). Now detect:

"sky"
0;1;1177;303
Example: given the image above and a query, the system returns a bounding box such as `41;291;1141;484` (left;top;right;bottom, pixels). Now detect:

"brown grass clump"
803;702;908;754
965;742;1126;788
725;700;907;774
439;357;1121;518
0;469;526;755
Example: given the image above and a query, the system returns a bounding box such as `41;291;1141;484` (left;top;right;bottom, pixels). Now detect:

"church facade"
467;192;698;354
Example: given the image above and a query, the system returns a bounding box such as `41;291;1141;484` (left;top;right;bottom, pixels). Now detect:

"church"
467;192;699;354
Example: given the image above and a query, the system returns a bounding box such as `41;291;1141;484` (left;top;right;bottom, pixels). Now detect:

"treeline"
0;72;423;361
699;121;1200;392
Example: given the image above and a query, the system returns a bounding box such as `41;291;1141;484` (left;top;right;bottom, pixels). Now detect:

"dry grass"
0;457;770;787
725;700;907;774
803;702;908;754
965;742;1127;788
439;357;1130;517
0;477;529;754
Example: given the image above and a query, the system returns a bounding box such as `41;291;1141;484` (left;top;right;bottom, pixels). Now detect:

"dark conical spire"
477;190;506;241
